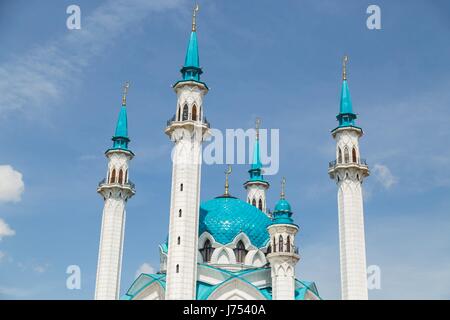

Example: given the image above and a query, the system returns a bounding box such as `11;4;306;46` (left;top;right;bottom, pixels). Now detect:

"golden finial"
342;55;349;81
122;81;130;106
192;3;200;32
255;117;261;140
224;164;232;196
280;177;286;199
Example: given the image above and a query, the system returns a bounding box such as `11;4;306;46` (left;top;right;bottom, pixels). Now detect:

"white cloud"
135;262;155;278
372;164;398;189
0;0;185;116
0;165;25;203
0;218;16;240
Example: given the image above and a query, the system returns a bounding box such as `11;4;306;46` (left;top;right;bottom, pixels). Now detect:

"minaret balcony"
97;178;136;194
328;159;370;177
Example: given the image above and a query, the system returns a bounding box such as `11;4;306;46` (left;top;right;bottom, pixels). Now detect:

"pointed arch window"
177;106;181;121
278;235;284;252
200;239;214;262
124;170;128;183
182;104;188;121
177;236;181;245
258;199;263;211
192;105;197;121
176;264;179;273
234;240;247;263
344;147;350;163
273;237;277;253
180;183;183;191
286;236;291;253
110;169;116;183
252;198;256;207
178;209;182;217
352;147;357;163
118;169;123;184
338;148;343;164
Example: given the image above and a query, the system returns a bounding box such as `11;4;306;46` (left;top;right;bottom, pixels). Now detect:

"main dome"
199;196;272;248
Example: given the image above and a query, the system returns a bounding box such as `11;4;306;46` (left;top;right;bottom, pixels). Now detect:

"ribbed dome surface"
199;196;271;248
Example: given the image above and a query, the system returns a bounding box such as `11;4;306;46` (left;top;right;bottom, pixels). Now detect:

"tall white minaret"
244;118;270;213
95;83;135;300
164;5;210;300
266;178;300;300
328;56;370;300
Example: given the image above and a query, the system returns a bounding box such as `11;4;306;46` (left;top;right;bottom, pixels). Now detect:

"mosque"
93;7;369;300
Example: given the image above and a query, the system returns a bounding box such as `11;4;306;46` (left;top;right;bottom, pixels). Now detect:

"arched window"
110;169;116;183
252;198;256;207
124;170;128;183
118;169;123;184
352;147;357;163
338;148;342;164
182;104;188;121
286;236;291;253
200;239;214;263
234;240;247;263
258;199;263;211
177;106;181;121
180;183;183;191
344;147;350;163
279;235;284;252
176;264;179;273
177;236;181;245
273;238;277;253
178;209;182;217
192;105;197;121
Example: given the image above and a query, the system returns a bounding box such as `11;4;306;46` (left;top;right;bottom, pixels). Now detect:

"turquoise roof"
336;79;358;128
199;196;271;248
272;197;295;225
124;264;321;300
111;104;130;151
180;31;203;82
246;135;268;184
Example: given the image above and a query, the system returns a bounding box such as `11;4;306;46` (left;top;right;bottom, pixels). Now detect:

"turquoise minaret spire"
248;118;266;182
244;119;269;213
111;82;130;151
336;56;357;128
180;4;203;82
272;178;296;225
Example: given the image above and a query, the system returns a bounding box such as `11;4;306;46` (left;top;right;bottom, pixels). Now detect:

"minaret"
266;178;300;300
164;4;210;300
95;82;135;300
244;118;270;213
328;56;370;300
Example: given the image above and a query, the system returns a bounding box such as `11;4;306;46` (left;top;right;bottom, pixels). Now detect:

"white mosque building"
93;8;369;301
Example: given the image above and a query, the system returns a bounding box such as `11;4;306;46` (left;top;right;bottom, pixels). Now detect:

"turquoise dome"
199;196;271;248
274;199;291;212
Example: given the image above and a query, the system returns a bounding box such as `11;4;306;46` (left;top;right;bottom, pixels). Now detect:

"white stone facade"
245;183;269;213
266;224;300;300
329;127;369;300
95;150;134;300
164;81;209;300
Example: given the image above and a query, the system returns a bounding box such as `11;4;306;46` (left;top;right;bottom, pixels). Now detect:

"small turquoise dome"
272;198;295;225
199;196;271;248
274;199;291;213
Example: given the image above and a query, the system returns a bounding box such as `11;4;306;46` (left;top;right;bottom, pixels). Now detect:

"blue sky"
1;0;450;299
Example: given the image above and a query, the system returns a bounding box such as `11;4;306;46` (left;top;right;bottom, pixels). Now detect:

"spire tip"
192;3;199;32
122;81;130;106
342;55;349;81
